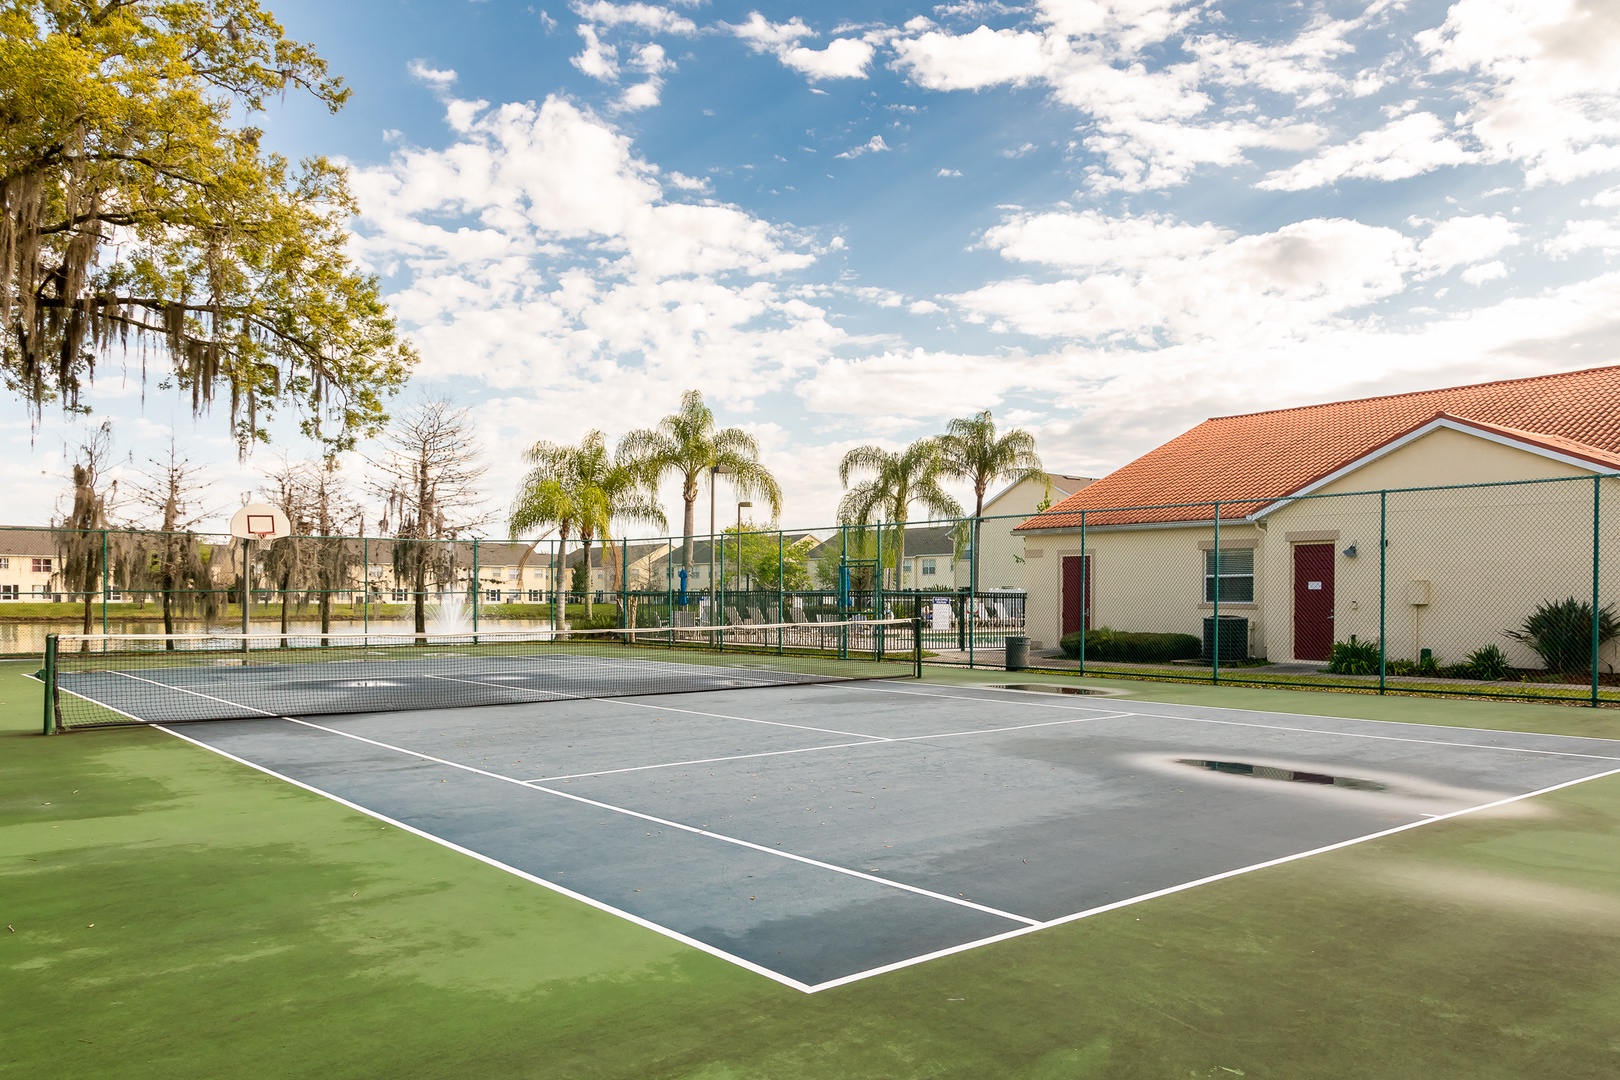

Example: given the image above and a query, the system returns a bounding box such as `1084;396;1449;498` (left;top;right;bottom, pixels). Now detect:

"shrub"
1059;627;1201;664
1325;637;1381;675
1416;653;1440;677
1385;658;1417;676
1462;644;1510;681
1505;597;1620;675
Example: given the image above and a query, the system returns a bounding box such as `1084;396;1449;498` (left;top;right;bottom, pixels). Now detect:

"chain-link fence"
5;474;1618;704
1009;474;1620;705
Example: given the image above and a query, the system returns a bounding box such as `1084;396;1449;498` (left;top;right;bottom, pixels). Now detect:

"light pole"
735;501;752;595
708;464;731;623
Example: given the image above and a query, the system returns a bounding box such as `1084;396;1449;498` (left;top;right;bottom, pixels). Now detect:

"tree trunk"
582;538;594;618
413;554;427;638
279;568;292;645
681;480;698;569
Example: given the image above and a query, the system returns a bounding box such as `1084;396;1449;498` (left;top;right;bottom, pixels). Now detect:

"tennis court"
42;629;1620;992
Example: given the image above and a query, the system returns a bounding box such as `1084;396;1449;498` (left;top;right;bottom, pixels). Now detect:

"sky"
6;0;1620;536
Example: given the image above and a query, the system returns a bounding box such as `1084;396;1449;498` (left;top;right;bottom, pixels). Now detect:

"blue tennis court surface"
111;680;1620;991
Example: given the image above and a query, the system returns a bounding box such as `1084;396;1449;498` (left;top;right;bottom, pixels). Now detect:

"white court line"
527;710;1134;784
148;722;817;994
803;763;1620;992
422;672;569;700
893;678;1620;745
842;683;1620;762
66;669;1620;993
101;668;1036;927
588;695;896;741
280;714;1037;927
530;739;891;783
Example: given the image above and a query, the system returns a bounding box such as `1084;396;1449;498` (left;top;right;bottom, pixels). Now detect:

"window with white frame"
392;589;408;602
1203;548;1254;603
921;558;937;577
31;557;51;574
0;585;16;599
486;589;501;601
528;590;543;602
507;568;520;580
0;557;9;569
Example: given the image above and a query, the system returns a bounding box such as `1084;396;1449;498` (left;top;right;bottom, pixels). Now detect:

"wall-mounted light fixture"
1342;544;1358;558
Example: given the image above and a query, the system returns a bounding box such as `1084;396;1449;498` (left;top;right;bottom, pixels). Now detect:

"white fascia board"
1252;417;1607;521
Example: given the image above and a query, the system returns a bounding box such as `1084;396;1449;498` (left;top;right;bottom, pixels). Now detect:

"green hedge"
1059;627;1201;664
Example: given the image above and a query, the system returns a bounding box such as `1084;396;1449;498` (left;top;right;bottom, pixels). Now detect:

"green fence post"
621;536;629;632
1379;490;1387;695
42;634;57;735
777;530;785;655
1593;474;1602;708
968;517;979;669
913;593;923;678
1212;501;1221;686
100;528;108;636
472;537;480;641
875;519;884;620
1079;511;1087;676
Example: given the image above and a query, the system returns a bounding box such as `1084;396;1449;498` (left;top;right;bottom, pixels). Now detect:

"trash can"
1201;616;1248;663
1005;635;1030;671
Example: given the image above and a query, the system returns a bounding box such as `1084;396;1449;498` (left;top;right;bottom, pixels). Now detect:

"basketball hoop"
230;503;291;542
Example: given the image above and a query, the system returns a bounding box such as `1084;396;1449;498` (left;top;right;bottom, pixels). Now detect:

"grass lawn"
4;661;1620;1078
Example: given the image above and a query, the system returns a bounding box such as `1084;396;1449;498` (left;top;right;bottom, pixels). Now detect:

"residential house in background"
1016;366;1620;669
0;529;64;601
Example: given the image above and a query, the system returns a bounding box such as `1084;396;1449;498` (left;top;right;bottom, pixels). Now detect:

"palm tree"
838;438;963;586
510;440;585;628
940;410;1047;519
618;390;783;571
568;432;667;617
510;432;666;624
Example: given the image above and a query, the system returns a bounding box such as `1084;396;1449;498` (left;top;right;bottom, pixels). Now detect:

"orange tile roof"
1019;365;1620;530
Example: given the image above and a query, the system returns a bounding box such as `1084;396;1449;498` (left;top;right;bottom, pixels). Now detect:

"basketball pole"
241;536;251;653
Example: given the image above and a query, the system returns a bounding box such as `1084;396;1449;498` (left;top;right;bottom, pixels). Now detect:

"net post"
41;634;57;735
912;594;923;679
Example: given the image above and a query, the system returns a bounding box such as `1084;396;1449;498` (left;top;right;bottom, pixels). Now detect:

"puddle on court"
1174;758;1388;792
990;684;1111;696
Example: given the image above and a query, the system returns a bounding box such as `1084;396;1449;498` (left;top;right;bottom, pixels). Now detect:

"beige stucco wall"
1021;427;1620;670
1023;522;1262;651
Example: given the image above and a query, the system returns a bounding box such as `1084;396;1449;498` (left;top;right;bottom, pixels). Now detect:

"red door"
1062;555;1091;635
1293;543;1335;661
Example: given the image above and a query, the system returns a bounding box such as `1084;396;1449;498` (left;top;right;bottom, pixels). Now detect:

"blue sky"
7;0;1620;532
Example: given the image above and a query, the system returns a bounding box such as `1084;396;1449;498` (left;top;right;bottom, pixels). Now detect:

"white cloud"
572;24;619;81
1259;112;1477;191
350;96;835;414
1416;214;1522;274
407;60;458;88
836;135;891;159
729;12;815;51
937;168;962;177
891;27;1057;91
908;299;944;314
1546;218;1620;258
1419;0;1620;185
571;2;697;34
956;211;1434;342
780;38;877;81
1461;260;1508;284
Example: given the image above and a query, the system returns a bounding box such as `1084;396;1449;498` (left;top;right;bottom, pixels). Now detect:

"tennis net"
42;618;920;732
